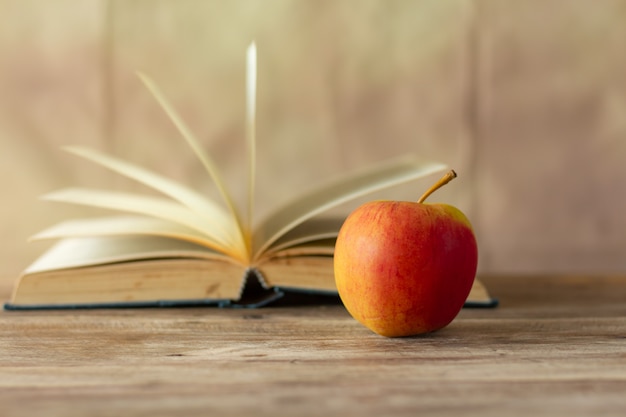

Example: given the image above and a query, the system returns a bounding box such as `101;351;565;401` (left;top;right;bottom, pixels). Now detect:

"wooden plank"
0;275;625;416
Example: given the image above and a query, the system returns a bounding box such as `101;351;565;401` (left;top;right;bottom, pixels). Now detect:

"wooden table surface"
1;275;625;417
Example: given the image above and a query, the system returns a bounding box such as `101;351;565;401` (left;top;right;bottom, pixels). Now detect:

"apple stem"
417;170;457;203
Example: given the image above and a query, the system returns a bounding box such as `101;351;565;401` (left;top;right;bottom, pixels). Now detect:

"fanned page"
137;72;248;257
64;146;238;245
41;188;246;261
31;215;228;253
252;158;447;260
46;145;244;259
24;235;234;275
245;42;257;242
261;217;344;258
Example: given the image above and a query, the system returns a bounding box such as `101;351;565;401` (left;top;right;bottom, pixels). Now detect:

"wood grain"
1;275;625;417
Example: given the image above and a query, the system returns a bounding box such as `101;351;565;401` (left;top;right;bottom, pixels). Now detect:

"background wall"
1;0;625;288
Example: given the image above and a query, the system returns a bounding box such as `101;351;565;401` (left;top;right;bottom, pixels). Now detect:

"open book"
6;43;496;310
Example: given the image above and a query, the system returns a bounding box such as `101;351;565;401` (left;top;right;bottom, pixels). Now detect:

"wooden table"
1;275;625;417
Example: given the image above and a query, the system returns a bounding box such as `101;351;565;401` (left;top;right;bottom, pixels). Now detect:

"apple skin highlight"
334;200;478;337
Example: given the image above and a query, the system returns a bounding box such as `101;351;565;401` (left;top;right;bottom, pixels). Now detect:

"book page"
42;188;242;257
64;146;239;246
24;235;236;275
252;157;446;259
30;215;243;258
262;239;336;260
245;42;257;243
138;73;248;255
258;217;342;260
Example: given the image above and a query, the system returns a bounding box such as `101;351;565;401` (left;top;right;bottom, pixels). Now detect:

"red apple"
334;170;477;337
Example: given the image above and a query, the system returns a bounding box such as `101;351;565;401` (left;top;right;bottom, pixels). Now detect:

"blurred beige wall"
1;0;625;286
